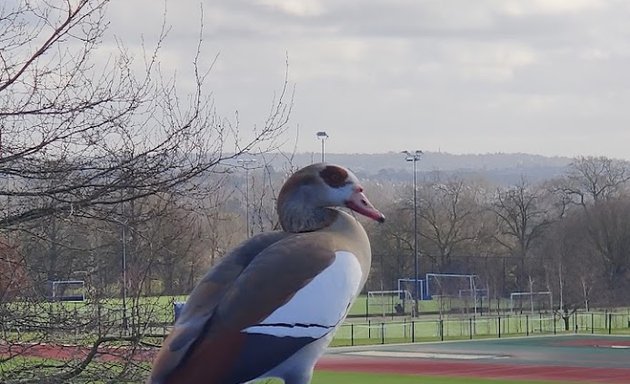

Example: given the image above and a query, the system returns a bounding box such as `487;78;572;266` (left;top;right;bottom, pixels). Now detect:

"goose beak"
345;188;385;223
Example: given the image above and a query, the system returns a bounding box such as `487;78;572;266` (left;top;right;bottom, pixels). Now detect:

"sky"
106;0;630;160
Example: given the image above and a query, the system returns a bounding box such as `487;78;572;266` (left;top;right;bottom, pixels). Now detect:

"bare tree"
417;175;482;271
584;200;630;297
492;178;554;291
365;199;414;292
538;215;598;312
0;1;292;382
561;156;630;206
0;235;30;301
553;157;630;304
0;0;291;231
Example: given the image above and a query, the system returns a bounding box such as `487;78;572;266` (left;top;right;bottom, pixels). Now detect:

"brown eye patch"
320;165;348;188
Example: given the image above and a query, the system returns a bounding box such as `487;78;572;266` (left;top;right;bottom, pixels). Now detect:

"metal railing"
332;311;630;346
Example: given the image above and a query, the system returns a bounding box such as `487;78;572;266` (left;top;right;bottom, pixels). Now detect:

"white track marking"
346;351;508;360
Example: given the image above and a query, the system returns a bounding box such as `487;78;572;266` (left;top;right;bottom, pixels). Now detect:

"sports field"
315;334;630;383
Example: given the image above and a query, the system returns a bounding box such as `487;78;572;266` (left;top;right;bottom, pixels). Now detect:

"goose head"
277;163;385;233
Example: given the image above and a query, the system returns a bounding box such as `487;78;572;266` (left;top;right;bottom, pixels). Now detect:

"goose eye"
320;165;348;188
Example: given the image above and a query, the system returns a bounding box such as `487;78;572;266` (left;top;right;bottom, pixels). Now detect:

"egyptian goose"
148;163;385;384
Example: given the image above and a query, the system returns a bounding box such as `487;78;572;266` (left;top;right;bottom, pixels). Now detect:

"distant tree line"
4;155;630;310
366;155;630;311
10;153;627;313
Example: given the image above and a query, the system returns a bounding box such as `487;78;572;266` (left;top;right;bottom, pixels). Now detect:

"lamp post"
402;150;422;315
238;158;257;237
316;131;329;162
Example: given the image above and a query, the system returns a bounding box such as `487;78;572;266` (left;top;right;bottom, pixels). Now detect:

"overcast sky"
107;0;630;159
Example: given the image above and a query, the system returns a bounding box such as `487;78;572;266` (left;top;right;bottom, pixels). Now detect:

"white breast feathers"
244;251;363;338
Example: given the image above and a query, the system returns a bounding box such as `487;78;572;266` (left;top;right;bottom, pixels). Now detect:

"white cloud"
256;0;325;17
502;0;605;16
100;0;630;160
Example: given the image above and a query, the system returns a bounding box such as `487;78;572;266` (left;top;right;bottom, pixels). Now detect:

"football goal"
367;290;415;317
458;288;489;299
51;280;85;301
397;278;426;301
510;291;552;314
426;273;480;316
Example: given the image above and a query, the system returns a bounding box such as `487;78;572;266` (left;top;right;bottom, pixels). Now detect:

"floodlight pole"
403;150;422;316
316;131;329;162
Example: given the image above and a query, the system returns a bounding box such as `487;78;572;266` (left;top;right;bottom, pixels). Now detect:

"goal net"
426;273;479;316
510;291;552;314
51;280;85;302
397;278;425;301
367;290;415;317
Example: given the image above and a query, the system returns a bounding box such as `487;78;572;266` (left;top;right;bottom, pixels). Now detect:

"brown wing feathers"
151;233;335;383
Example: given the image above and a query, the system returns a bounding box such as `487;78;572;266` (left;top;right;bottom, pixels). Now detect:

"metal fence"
333;311;630;346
